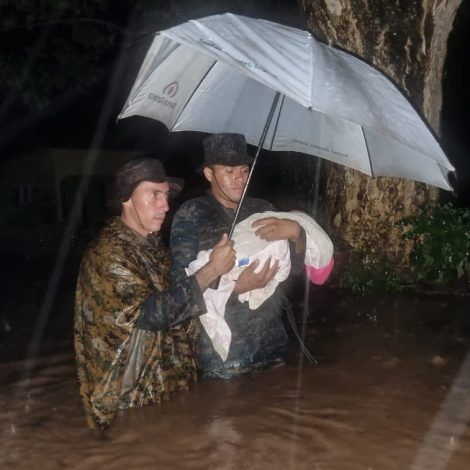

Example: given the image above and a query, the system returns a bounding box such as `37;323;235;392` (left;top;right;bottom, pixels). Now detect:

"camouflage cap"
112;156;183;209
198;133;254;171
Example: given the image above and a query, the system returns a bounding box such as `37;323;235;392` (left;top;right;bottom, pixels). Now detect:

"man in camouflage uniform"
74;157;235;430
170;133;306;379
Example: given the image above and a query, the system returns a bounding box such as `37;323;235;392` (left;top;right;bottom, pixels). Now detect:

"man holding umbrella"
170;133;306;379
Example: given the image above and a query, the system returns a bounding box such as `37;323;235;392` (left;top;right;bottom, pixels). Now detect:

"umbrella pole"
228;91;281;239
312;157;322;218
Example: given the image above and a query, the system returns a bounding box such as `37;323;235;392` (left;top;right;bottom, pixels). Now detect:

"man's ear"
121;197;132;208
203;166;214;183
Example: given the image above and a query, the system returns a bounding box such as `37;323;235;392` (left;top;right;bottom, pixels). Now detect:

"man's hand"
233;257;280;295
195;233;235;291
209;233;236;276
252;217;304;252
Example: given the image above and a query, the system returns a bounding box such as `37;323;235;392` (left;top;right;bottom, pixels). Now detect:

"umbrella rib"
360;125;375;176
170;60;218;130
269;94;285;151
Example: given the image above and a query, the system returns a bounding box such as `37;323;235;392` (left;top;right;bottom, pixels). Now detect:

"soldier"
74;156;235;431
170;133;306;379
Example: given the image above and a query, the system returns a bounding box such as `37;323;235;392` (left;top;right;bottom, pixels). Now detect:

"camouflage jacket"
74;217;206;430
170;193;300;379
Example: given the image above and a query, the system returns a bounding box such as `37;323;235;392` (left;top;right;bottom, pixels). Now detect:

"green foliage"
337;203;470;295
340;249;403;296
398;203;470;283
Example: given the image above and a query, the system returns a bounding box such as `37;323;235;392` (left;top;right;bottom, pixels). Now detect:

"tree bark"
297;0;461;264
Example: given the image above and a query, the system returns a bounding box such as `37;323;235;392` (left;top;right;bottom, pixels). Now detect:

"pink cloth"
305;258;334;285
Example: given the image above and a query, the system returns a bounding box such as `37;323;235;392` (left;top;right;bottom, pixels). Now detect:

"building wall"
0;148;135;228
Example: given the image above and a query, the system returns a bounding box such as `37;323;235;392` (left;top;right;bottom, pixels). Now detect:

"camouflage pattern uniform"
170;193;303;379
74;217;206;430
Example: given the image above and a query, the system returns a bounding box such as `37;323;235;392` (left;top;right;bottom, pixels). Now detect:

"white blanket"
186;211;333;361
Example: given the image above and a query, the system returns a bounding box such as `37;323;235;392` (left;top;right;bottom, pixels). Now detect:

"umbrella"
118;13;455;231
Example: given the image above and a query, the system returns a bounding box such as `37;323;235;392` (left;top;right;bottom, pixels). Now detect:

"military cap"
112;156;183;207
198;133;254;171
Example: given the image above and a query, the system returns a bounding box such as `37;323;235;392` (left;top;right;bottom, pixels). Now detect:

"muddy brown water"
1;292;470;470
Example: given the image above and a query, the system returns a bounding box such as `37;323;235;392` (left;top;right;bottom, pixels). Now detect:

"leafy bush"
398;203;470;283
339;249;403;296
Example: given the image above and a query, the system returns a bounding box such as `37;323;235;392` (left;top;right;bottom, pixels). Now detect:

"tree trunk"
297;0;461;264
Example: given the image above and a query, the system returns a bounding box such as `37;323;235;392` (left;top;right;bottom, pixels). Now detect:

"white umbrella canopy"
118;13;455;191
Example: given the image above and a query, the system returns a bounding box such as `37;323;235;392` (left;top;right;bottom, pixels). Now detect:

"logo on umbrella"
163;81;179;98
148;81;179;110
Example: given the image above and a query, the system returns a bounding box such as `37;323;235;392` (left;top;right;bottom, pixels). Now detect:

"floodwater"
1;292;470;470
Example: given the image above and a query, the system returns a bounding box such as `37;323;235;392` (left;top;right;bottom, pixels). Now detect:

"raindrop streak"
3;15;136;450
288;185;321;466
288;274;311;468
22;50;127;387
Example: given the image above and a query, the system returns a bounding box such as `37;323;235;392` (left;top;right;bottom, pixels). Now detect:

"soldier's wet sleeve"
169;204;201;285
105;249;206;332
137;275;206;331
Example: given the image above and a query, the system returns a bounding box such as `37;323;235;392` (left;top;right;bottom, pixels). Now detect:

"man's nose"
160;196;170;212
234;170;245;181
